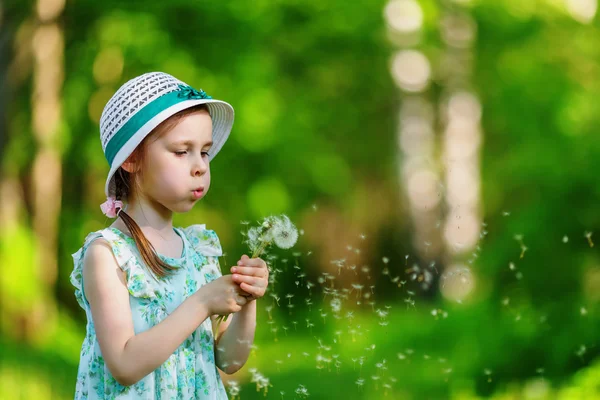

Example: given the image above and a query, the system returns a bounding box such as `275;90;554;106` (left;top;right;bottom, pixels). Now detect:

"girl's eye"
202;151;210;157
174;151;187;156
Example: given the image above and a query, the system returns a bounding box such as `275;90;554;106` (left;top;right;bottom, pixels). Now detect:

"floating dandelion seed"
330;298;342;313
484;368;493;383
295;384;310;398
516;272;523;280
249;368;271;395
502;211;510;216
269;293;280;306
563;235;569;243
576;345;587;358
581;307;588;316
514;234;528;258
585;231;594;247
226;380;241;399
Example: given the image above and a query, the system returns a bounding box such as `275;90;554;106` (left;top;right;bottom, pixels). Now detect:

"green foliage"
2;0;600;398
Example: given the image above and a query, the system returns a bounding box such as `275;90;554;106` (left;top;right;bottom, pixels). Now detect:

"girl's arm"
212;254;267;374
83;239;212;386
211;299;257;374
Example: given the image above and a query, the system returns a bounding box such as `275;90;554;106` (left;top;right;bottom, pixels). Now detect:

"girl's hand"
195;275;250;316
230;254;269;301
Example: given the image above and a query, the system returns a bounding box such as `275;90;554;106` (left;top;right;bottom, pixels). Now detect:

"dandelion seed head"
271;215;299;249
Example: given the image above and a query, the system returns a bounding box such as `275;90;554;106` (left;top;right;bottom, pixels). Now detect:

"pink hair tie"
100;196;123;218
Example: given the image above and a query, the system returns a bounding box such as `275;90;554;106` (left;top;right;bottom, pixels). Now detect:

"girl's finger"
240;282;263;298
232;274;264;287
230;266;266;277
249;258;266;268
234;293;248;306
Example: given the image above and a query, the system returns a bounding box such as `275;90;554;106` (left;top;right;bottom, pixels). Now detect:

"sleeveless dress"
69;224;229;399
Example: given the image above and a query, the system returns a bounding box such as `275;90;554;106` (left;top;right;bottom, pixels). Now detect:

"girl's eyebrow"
172;140;213;147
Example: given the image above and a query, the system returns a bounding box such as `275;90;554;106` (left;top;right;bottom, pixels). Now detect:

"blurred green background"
1;0;600;398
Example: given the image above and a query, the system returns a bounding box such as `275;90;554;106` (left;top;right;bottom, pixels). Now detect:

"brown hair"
114;104;210;278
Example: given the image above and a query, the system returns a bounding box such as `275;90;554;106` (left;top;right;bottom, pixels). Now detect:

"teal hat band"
104;84;212;165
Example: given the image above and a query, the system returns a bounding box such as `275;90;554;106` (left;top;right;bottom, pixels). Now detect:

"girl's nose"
192;156;208;176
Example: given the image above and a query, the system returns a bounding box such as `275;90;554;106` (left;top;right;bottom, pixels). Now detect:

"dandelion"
563;235;569;243
216;214;299;329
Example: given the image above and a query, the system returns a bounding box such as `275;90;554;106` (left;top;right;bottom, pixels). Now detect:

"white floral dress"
69;224;228;399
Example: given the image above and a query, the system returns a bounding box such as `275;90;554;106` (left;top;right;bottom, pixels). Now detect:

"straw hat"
99;71;234;201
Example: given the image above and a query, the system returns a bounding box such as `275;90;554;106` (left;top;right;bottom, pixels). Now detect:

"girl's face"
139;110;213;213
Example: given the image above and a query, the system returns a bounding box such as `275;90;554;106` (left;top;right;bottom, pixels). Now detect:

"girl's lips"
192;189;204;199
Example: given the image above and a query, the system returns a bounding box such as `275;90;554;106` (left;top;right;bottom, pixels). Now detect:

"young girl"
69;71;269;399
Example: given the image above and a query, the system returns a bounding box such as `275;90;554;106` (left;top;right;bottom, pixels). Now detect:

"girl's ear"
121;153;140;173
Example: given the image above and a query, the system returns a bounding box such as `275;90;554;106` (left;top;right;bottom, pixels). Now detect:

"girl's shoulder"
69;227;148;309
179;224;223;257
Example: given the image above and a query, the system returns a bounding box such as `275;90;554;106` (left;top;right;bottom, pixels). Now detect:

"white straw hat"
99;71;234;200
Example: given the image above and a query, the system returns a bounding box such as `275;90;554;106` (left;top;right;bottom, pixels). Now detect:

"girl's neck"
115;198;177;241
